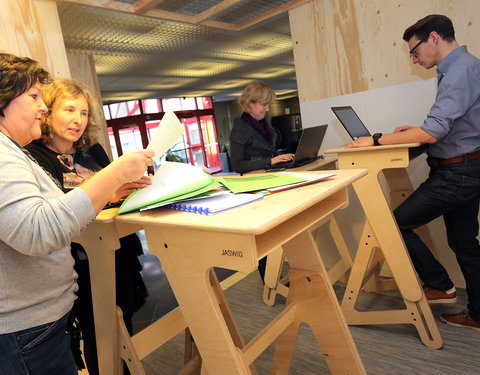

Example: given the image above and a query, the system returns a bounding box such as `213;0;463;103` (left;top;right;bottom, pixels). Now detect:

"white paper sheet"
147;110;184;161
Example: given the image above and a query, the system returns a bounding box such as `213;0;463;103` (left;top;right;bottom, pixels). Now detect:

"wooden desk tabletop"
94;207;118;222
115;169;367;235
247;154;337;175
324;143;421;154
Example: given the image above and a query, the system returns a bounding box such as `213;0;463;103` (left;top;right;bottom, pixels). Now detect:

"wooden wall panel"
0;0;111;158
0;0;70;79
290;0;480;103
68;54;112;158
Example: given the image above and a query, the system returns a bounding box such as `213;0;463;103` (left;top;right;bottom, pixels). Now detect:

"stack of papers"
118;168;337;214
265;172;336;192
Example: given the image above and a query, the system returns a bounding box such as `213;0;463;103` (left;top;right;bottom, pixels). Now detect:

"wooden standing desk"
324;144;442;349
81;169;367;375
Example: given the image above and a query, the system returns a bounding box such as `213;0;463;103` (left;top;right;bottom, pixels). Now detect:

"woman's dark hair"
0;53;51;117
403;14;455;43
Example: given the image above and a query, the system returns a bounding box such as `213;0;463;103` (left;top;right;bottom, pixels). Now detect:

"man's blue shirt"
421;46;480;158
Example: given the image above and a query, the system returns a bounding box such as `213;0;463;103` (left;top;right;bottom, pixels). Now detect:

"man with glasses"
346;14;480;332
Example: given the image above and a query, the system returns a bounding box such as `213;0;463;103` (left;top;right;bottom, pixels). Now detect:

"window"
180;97;196;110
196;97;213;109
109;100;141;119
142;99;162;114
119;126;143;153
106;97;221;173
161;98;181;112
200;115;221;170
107;127;118;159
103;105;111;120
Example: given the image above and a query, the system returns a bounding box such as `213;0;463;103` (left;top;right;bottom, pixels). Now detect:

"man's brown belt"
427;149;480;167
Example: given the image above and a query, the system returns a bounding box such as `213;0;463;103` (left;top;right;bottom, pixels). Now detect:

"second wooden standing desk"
325;144;442;349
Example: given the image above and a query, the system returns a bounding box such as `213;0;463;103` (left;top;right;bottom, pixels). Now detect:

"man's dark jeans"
394;158;480;322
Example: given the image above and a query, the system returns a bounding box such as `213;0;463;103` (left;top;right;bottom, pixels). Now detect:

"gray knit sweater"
0;133;95;333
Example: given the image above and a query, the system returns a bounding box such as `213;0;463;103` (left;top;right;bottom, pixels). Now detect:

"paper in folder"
118;162;219;214
169;192;262;215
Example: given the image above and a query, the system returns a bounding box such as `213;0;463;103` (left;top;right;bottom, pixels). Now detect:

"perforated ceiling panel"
58;0;299;102
155;0;224;16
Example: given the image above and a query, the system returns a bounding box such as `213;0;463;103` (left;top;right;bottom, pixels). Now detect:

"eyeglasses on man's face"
409;36;429;58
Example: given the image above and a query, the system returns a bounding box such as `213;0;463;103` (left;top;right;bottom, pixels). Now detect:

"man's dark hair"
0;53;51;117
403;14;455;43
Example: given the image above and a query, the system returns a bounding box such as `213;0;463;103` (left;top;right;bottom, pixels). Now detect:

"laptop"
332;105;428;157
271;124;328;169
331;106;371;139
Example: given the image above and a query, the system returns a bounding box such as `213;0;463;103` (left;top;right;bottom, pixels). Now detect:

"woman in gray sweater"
0;53;153;375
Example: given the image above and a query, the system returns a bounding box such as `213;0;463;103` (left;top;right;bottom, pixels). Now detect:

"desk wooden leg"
404;297;444;348
262;215;354;307
347;171;443;348
270;319;302;373
76;223;120;375
272;230;366;375
179;328;202;375
326;216;354;284
341;221;443;349
263;247;287;306
117;307;146;375
353;223;396;293
145;229;254;374
209;271;259;375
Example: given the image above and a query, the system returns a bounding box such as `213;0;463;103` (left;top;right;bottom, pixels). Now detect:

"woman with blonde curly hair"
38;77;98;151
28;78;151;198
26;78;151;375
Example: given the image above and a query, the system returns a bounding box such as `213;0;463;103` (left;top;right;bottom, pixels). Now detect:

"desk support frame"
325;144;442;349
74;216;123;375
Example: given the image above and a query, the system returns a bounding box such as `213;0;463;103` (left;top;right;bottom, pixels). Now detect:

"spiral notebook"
169;192;262;215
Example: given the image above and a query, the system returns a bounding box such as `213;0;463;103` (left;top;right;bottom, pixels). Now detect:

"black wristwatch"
372;133;382;146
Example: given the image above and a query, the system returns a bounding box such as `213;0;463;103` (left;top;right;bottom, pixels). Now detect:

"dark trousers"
72;233;148;375
394;158;480;322
0;312;77;375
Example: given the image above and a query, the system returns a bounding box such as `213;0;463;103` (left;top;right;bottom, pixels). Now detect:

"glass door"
199;115;221;172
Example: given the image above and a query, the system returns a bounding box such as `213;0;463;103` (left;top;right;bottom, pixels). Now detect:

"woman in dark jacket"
229;82;294;174
229;82;294;281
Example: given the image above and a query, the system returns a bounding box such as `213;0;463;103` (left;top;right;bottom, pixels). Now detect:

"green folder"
215;173;307;194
